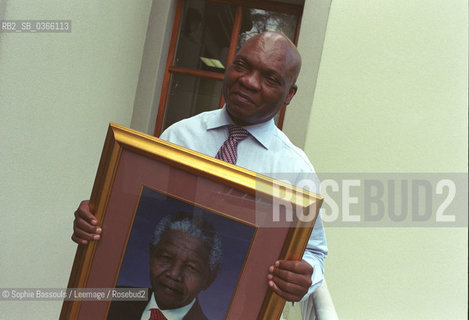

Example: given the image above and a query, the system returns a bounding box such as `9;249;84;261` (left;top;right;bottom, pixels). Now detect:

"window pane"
238;8;298;49
174;0;236;74
162;73;223;131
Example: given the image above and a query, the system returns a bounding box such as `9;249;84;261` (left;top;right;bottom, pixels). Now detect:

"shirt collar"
143;292;195;320
206;106;276;150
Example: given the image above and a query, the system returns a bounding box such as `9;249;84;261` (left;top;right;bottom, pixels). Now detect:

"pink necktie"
215;125;250;164
149;308;167;320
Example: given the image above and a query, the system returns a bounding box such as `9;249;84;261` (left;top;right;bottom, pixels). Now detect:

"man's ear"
284;84;298;106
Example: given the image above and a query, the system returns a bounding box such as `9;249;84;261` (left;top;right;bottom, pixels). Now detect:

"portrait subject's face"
149;230;213;310
222;33;298;126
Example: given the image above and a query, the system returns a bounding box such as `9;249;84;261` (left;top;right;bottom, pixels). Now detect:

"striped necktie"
215;125;250;165
149;308;167;320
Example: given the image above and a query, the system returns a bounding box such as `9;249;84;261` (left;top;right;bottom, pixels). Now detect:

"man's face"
222;34;299;126
149;230;214;310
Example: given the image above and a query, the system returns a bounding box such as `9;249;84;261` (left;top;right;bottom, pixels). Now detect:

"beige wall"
289;0;468;319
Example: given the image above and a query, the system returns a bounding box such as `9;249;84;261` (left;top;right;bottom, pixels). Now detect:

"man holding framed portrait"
72;31;327;308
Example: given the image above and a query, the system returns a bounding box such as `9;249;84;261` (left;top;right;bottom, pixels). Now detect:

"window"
154;0;303;137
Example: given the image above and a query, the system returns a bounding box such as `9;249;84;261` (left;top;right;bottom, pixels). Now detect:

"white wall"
0;1;151;318
291;0;467;318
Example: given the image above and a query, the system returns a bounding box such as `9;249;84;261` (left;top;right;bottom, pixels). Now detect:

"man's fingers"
272;275;305;296
73;222;101;240
73;213;101;234
270;266;308;287
74;208;96;223
71;233;89;245
76;200;97;224
276;259;313;275
72;220;101;245
267;259;313;301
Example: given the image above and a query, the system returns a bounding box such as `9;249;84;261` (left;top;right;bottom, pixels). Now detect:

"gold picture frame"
60;123;322;320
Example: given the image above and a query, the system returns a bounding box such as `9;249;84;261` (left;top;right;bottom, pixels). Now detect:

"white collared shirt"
140;293;195;320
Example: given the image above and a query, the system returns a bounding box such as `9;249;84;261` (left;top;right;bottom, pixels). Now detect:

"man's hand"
71;200;102;245
267;259;313;302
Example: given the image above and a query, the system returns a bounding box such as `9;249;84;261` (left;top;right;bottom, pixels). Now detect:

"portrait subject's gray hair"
151;212;222;272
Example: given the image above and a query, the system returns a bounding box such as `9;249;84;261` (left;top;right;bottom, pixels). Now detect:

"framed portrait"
61;123;322;320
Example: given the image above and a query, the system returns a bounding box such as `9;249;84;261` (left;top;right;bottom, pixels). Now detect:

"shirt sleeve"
159;127;171;142
300;213;328;302
159;122;190;148
292;170;328;302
